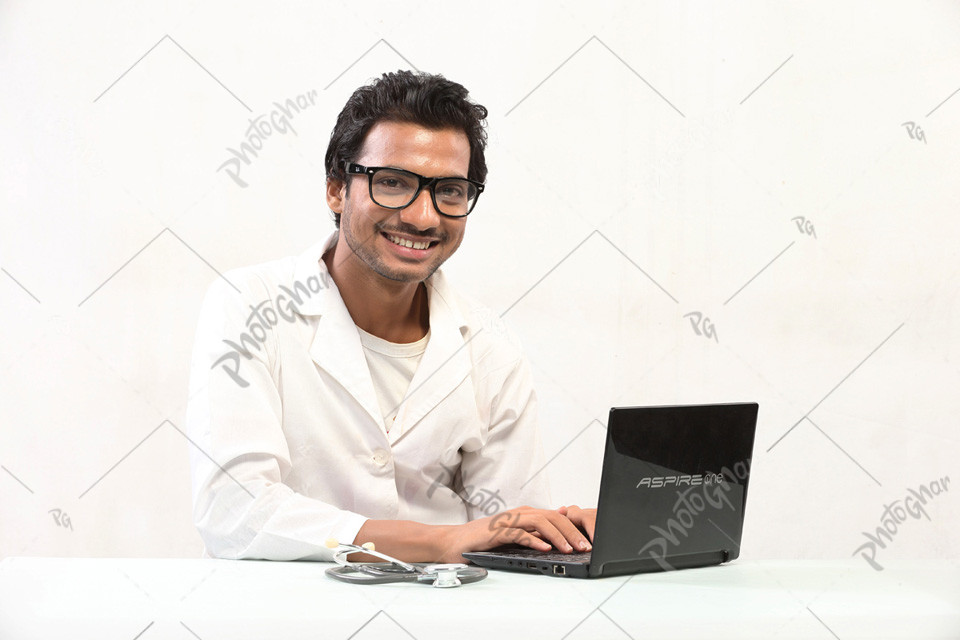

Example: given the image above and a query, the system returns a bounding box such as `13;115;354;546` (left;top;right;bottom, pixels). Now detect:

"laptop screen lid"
588;402;758;577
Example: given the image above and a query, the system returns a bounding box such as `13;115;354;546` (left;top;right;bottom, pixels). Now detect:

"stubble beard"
343;217;449;284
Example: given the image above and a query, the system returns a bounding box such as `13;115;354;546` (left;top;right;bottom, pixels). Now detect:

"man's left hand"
555;505;596;542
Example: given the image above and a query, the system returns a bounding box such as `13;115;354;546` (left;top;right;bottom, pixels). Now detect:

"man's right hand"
436;506;594;564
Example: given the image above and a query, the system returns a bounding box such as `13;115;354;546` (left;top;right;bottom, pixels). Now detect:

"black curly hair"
324;70;489;227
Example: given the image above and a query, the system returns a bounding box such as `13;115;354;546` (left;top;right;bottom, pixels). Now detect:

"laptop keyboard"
486;548;592;564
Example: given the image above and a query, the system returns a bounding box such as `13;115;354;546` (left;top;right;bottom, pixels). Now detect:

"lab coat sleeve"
185;274;367;561
460;351;552;520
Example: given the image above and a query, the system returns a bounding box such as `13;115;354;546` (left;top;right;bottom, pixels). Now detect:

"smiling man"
186;71;594;564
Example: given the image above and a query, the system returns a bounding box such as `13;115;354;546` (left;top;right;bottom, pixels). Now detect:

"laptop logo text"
636;472;726;489
635;460;751;572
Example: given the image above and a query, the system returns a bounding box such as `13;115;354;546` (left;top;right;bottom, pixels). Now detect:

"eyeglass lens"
370;168;478;216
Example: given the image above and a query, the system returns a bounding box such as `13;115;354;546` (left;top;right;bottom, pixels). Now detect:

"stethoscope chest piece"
421;564;465;588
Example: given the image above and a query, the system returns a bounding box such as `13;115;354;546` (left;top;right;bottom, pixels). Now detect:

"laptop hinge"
592;550;731;577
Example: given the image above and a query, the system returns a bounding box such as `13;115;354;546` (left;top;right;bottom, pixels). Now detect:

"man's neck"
322;241;430;344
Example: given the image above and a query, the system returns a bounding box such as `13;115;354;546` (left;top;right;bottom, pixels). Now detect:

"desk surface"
1;557;958;640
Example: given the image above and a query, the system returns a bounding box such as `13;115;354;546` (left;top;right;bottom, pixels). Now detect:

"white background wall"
1;1;957;568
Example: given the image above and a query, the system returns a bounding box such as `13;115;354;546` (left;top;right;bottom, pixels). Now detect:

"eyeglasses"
345;163;485;218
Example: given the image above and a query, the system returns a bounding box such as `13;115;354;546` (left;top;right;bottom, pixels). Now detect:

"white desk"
1;557;957;639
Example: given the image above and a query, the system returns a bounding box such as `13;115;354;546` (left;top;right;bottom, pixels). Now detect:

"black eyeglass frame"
344;162;485;218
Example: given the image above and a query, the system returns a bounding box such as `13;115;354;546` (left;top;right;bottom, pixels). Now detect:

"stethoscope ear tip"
326;538;377;551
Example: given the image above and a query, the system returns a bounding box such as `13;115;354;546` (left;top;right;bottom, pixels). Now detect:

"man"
186;71;594;563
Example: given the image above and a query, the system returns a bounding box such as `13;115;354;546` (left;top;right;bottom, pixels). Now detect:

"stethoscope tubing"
324;542;488;587
325;563;488;585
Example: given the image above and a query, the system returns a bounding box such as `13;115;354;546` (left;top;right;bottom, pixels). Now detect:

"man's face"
327;121;471;284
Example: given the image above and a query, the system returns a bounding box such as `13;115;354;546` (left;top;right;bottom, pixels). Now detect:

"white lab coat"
185;236;550;561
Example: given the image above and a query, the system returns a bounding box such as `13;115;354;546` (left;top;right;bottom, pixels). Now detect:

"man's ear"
326;178;346;213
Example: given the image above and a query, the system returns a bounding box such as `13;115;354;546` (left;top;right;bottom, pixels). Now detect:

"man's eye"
438;184;466;199
375;171;417;190
377;177;410;190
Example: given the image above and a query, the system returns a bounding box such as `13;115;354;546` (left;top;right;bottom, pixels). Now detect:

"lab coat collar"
289;235;337;318
293;234;472;443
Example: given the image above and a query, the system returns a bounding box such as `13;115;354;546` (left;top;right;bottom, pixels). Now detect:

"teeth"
387;234;431;250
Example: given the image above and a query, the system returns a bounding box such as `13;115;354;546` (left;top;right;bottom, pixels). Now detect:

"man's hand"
353;506;598;564
556;505;597;542
436;505;597;564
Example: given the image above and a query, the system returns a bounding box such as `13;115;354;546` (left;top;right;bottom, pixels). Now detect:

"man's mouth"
383;232;437;250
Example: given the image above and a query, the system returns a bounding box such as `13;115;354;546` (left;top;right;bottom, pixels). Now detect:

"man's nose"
398;187;442;230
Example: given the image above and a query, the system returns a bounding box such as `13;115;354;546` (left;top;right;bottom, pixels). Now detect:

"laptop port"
553;565;566;576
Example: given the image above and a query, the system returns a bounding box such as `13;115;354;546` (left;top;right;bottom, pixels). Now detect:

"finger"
499;528;551;552
520;512;590;553
583;515;595;542
564;506;596;542
491;509;590;552
551;510;592;552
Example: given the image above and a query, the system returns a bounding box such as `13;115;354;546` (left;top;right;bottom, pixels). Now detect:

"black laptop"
463;403;758;578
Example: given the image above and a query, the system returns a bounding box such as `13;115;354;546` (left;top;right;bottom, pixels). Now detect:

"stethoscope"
324;538;488;587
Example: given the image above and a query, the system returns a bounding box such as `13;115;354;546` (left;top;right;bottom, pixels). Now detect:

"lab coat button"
372;449;390;466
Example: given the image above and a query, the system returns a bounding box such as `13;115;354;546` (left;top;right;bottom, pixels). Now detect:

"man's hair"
324;70;489;227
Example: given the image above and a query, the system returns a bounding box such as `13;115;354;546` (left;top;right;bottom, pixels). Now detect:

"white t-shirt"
356;327;430;433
